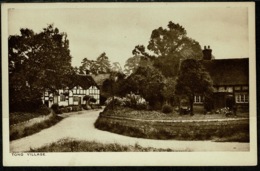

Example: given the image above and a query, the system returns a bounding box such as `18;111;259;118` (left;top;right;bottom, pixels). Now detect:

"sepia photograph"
2;2;257;166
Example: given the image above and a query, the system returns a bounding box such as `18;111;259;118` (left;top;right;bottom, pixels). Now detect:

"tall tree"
175;59;214;115
96;52;111;74
128;21;203;77
124;55;141;76
9;24;73;112
111;62;123;73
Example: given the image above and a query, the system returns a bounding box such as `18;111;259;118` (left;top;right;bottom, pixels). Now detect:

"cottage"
42;74;100;107
194;46;249;112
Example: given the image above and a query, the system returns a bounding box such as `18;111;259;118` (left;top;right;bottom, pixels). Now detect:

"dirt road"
10;109;249;152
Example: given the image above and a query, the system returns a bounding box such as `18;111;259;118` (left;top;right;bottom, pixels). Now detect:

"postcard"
2;2;257;166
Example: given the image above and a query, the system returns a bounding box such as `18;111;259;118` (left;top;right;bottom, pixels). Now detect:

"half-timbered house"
42;74;100;107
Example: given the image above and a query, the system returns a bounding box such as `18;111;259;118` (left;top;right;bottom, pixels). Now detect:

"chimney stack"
202;45;212;60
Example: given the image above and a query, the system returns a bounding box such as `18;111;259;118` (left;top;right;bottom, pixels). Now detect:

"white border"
2;2;257;166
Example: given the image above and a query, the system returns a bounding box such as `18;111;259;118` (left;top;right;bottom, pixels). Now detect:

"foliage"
162;104;173;114
175;59;214;115
9;24;74;112
96;52;111;74
29;138;175;152
126;21;203;78
111;62;123;73
126;66;165;108
79;52;111;75
162;77;176;105
95;114;249;142
104;93;148;110
35;105;51;115
10;115;63;141
51;103;62;114
10;109;50;126
124;55;141;75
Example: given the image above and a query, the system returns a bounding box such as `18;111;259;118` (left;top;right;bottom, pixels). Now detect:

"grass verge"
95;116;249;142
10;115;63;141
29;138;184;152
102;107;249;121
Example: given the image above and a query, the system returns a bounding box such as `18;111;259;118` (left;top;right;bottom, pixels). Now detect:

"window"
73;96;79;102
234;86;241;91
242;86;248;91
60;94;66;101
218;87;225;92
226;87;233;93
194;95;204;103
236;93;249;103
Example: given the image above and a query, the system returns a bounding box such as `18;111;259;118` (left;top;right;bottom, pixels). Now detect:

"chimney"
202;45;212;60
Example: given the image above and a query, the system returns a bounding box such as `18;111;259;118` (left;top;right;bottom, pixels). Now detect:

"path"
10;109;249;152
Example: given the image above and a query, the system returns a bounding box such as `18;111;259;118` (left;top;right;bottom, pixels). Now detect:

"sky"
8;4;249;68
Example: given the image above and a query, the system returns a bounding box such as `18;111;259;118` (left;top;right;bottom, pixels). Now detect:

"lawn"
102;107;249;121
29;138;182;152
96;107;249;142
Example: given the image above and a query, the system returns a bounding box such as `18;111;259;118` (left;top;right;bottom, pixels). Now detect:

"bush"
35;105;51;115
153;101;162;110
104;93;148;110
51;103;62;114
162;104;173;114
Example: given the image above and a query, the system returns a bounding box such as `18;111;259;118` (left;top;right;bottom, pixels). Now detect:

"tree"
96;52;111;74
79;57;93;74
124;55;141;76
175;59;214;115
111;62;123;73
128;21;203;77
126;66;165;108
9;24;73;112
162;77;176;105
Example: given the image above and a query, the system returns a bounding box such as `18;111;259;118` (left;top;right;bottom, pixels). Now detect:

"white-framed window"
235;93;249;103
194;95;204;104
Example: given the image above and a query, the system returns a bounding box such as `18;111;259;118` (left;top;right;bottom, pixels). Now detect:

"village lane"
10;109;249;152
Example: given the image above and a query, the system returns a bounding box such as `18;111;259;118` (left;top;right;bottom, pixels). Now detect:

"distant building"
42;74;100;107
194;46;249;112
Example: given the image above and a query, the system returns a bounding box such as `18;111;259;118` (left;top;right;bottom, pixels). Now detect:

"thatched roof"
91;73;110;86
69;74;98;89
200;58;249;86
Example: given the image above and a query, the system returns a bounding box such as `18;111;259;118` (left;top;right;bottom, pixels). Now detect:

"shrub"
153;101;162;110
51;103;62;114
35;105;51;115
162;104;173;114
89;97;97;103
